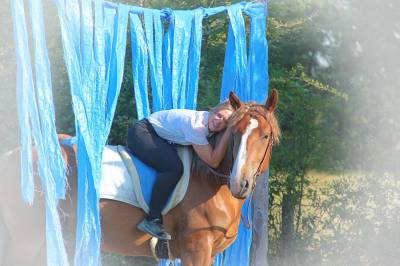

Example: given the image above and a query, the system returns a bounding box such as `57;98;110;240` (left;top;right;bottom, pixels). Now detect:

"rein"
205;165;229;181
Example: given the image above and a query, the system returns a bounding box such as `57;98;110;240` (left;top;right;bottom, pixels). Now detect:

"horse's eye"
262;134;269;140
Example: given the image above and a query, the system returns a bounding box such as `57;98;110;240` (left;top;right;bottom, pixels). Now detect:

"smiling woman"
208;101;235;132
126;95;237;240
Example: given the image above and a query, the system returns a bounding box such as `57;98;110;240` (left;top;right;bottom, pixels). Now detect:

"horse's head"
227;90;280;199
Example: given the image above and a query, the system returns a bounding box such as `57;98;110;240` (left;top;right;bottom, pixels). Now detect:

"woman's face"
208;109;233;132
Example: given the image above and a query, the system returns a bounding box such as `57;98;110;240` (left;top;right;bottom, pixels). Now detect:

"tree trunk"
251;170;269;266
279;180;296;265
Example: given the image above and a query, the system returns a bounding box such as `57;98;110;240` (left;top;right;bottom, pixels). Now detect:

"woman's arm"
192;127;232;168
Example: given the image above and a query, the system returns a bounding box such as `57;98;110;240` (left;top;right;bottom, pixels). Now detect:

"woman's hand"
192;126;232;168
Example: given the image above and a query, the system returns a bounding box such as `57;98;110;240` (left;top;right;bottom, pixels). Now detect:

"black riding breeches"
127;119;183;220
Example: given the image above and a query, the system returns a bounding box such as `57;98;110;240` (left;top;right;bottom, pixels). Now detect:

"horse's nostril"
238;179;250;198
241;179;249;189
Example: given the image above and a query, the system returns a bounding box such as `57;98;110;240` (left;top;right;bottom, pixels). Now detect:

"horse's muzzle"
229;177;250;199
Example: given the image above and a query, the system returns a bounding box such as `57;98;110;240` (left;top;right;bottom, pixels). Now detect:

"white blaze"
230;118;258;192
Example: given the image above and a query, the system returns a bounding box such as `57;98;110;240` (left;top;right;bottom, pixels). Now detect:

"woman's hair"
210;100;234;114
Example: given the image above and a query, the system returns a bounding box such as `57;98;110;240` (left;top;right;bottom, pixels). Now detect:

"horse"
0;90;280;266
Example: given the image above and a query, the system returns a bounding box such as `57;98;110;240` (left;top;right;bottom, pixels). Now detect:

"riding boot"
137;216;171;241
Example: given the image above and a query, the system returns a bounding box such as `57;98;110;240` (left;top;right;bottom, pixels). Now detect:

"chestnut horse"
0;91;280;266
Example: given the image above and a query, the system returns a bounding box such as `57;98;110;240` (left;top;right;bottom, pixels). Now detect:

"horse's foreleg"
179;232;213;266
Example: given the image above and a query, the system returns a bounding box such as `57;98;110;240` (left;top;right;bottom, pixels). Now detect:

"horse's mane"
191;103;281;184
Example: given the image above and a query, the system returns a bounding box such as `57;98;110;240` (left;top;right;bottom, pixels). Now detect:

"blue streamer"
130;13;151;119
12;0;69;265
160;10;204;111
80;0;94;82
73;1;102;264
220;4;248;101
29;0;66;199
65;0;81;62
12;0;34;205
55;0;129;265
185;9;203;110
144;10;164;112
104;7;116;74
105;4;129;132
216;3;268;266
171;11;193;109
162;17;173;110
245;5;269;103
74;133;101;266
56;3;97;264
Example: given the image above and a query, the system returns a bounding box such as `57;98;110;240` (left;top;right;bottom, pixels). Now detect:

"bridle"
241;131;273;228
205;110;274;228
206;112;274;190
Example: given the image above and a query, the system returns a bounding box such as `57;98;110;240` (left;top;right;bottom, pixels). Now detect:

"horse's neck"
191;131;244;220
192;130;233;188
186;171;244;239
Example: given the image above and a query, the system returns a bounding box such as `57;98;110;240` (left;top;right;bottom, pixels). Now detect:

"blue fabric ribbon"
11;0;69;265
245;5;269;103
54;0;130;264
12;0;35;206
104;4;129;135
144;10;164;112
220;4;248;101
185;9;203;110
215;3;268;266
130;13;151;119
29;0;66;199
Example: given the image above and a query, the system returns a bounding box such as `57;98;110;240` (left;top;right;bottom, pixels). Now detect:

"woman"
127;101;235;240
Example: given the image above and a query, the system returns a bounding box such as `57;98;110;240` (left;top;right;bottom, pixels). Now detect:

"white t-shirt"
147;109;210;146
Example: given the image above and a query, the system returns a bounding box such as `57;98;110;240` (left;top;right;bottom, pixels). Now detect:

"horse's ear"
265;89;278;112
229;91;243;110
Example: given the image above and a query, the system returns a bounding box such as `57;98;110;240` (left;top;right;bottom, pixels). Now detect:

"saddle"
99;145;193;215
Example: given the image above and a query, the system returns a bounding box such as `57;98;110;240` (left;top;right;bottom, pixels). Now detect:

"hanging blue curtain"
104;5;129;131
220;4;248;102
11;0;69;265
54;0;130;265
13;1;267;265
130;13;151;119
185;9;204;110
143;10;164;112
216;2;268;266
245;4;269;103
134;8;204;113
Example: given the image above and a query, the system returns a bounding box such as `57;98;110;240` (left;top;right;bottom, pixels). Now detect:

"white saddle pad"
99;145;192;215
